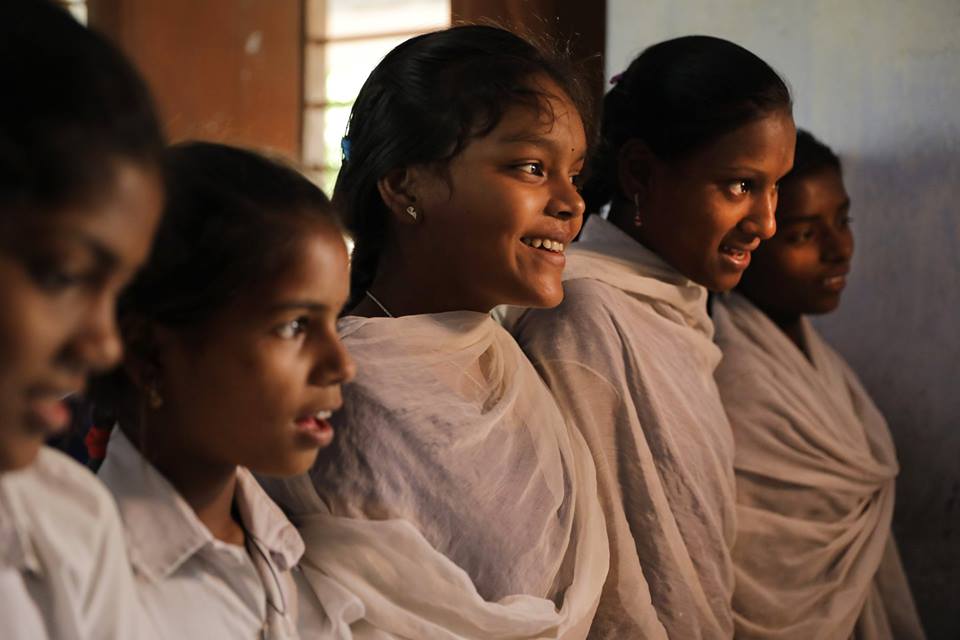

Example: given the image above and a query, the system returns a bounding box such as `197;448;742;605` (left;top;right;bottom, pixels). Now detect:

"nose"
547;175;586;222
309;330;356;387
70;293;123;373
822;225;854;263
739;188;778;240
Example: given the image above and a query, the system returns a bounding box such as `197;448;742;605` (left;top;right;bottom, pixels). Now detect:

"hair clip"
340;136;351;162
609;72;625;85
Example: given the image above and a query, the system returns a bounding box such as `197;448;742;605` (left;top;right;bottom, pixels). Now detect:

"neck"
351;246;491;317
757;304;809;358
122;419;244;545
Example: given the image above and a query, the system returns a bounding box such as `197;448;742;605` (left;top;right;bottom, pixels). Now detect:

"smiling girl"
0;2;164;637
90;142;355;639
510;36;796;638
713;131;925;639
261;25;609;639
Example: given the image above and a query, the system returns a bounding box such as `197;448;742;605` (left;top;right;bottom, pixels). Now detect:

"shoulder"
26;447;117;522
516;279;622;345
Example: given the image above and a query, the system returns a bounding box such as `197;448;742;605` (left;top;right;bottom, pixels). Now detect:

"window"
302;0;450;194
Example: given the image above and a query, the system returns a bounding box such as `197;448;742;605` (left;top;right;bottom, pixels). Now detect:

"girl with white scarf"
509;36;796;638
261;26;609;639
713;130;925;639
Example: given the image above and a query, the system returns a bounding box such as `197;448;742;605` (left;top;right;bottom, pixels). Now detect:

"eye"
516;162;545;177
838;215;854;228
727;180;753;197
570;174;583;191
788;229;816;245
275;317;309;339
29;265;88;292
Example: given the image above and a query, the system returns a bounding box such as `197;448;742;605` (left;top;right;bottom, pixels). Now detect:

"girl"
509;36;796;638
261;25;610;639
91;142;356;639
0;2;164;637
713;131;926;639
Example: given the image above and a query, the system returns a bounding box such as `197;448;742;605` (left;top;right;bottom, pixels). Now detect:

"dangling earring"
405;205;418;221
633;192;643;228
146;382;163;410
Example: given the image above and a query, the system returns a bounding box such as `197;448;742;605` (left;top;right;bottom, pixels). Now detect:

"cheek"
0;274;77;381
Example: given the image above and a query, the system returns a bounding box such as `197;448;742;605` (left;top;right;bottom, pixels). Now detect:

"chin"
705;272;743;294
255;449;321;478
0;435;42;472
807;295;843;316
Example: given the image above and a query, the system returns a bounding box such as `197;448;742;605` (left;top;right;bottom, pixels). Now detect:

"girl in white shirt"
509;36;796;638
91;142;355;639
0;2;164;638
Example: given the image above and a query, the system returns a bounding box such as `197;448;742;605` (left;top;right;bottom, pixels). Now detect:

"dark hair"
0;0;164;215
123;142;338;326
782;129;841;184
88;142;338;458
582;35;792;212
334;24;593;306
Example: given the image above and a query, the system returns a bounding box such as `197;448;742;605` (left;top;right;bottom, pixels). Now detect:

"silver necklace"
365;290;395;318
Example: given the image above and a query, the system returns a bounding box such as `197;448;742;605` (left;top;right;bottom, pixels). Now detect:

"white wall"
607;1;960;636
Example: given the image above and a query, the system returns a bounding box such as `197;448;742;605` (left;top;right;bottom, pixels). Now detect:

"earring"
405;205;418;221
633;192;643;228
146;383;163;410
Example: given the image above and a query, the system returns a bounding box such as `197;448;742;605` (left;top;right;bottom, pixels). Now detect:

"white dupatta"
511;215;735;639
263;311;608;639
713;292;925;639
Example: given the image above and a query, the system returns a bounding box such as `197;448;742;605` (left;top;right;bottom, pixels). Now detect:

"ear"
617;138;658;204
118;314;168;391
376;166;428;226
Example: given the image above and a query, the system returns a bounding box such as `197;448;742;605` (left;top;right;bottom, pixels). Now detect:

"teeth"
522;238;565;253
315;410;332;420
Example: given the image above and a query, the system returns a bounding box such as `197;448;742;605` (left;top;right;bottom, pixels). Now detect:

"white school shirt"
0;446;149;639
98;428;306;640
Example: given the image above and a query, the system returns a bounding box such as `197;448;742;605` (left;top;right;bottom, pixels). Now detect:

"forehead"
244;220;350;306
685;110;796;170
779;168;848;217
479;81;586;154
4;162;162;265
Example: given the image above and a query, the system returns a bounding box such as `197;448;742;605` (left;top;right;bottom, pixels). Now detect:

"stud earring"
405;205;418;221
633;192;643;228
146;383;163;410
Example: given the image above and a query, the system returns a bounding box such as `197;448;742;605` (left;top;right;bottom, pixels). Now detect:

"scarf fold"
713;292;924;639
264;311;609;639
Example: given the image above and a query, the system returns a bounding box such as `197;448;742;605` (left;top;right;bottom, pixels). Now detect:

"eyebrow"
60;231;120;271
498;132;586;163
266;300;330;313
781;199;852;224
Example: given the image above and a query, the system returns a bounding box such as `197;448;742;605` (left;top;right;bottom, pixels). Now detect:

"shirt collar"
98;428;304;582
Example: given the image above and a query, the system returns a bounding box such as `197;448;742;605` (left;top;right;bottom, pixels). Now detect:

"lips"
718;237;762;271
24;395;73;436
821;269;850;292
293;408;337;448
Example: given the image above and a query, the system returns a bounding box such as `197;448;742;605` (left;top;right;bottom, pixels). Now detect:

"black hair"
581;35;792;213
88;142;339;462
781;129;841;185
121;142;337;327
334;24;594;306
0;0;164;215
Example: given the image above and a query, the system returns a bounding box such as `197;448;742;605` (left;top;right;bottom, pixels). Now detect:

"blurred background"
59;1;959;636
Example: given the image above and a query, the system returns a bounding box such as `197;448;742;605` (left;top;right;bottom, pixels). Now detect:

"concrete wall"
607;1;960;636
